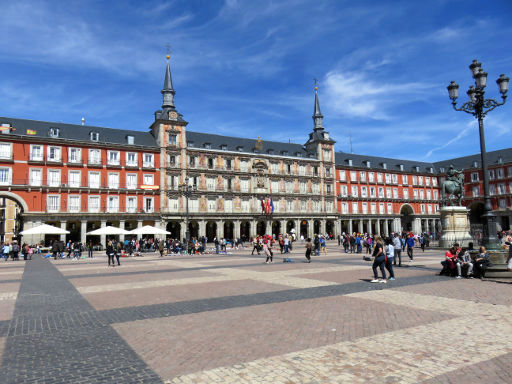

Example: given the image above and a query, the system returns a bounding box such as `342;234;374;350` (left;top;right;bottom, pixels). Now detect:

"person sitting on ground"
473;246;490;279
458;247;474;278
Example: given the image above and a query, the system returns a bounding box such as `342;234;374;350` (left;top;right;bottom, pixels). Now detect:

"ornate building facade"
0;58;510;245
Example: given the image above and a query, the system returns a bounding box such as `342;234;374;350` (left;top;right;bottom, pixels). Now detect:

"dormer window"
473;161;478;167
267;149;274;155
381;162;386;169
440;167;445;173
237;146;243;152
429;167;434;173
281;151;288;156
415;166;420;172
187;141;194;148
399;164;404;171
296;152;302;157
348;159;353;166
220;144;227;150
498;156;503;164
49;127;60;138
127;135;134;145
204;143;211;149
90;132;99;142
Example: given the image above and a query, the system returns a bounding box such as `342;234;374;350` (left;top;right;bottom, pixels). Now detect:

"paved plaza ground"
0;244;511;383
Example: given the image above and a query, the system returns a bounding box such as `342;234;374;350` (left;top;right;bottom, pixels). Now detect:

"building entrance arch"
326;220;334;237
189;221;199;239
400;204;414;232
206;221;217;241
300;220;308;237
256;221;266;236
314;220;320;235
286;220;295;234
272;221;280;236
224;221;234;239
0;192;27;243
240;221;250;240
166;221;181;239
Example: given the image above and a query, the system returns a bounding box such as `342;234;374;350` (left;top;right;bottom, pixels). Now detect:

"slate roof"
0;116;157;148
433;148;512;170
335;152;436;173
186;131;313;158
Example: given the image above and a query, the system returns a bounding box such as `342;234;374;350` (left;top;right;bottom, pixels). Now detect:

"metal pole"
185;190;190;243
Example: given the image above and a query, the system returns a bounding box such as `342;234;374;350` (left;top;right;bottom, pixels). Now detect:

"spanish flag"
26;129;37;135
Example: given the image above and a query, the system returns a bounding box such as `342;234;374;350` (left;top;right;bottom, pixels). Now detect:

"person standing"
506;234;512;272
284;235;290;254
406;234;415;262
115;241;122;266
158;240;164;257
51;240;58;260
384;238;395;281
313;235;320;256
88;240;94;258
393;234;402;267
12;241;19;261
370;236;386;283
320;236;327;255
305;237;312;263
349;234;355;253
106;240;115;267
264;237;273;263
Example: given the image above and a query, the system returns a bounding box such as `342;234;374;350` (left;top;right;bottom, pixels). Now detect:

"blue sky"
1;0;511;162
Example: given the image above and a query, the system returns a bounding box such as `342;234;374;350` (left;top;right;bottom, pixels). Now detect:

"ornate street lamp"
178;177;196;243
447;60;509;248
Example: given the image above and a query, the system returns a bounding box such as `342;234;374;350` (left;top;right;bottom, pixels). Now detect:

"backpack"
12;244;19;252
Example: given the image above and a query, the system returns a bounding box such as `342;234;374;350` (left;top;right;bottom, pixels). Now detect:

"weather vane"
313;77;318;90
165;43;171;60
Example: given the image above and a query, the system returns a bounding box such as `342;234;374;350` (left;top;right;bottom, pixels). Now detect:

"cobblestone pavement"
0;244;511;383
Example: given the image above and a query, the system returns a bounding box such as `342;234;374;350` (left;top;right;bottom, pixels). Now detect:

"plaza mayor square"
0;1;512;383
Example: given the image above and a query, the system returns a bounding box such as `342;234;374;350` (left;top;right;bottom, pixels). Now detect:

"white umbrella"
128;225;171;236
86;226;129;235
20;223;70;235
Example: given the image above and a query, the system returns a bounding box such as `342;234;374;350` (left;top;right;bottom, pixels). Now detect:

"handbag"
363;255;372;261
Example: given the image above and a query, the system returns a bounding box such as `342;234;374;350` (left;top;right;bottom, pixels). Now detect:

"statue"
441;164;465;206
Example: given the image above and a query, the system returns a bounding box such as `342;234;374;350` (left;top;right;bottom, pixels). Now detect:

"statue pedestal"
439;206;472;248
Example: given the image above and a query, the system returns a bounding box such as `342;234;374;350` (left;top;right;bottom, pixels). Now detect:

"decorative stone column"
358;220;363;234
217;220;224;239
367;219;372;235
280;220;287;235
384;219;389;237
119;220;125;242
234;220;241;239
320;219;326;236
100;220;107;248
199;220;206;237
348;219;353;234
60;221;67;242
375;219;381;235
308;219;314;238
80;220;87;244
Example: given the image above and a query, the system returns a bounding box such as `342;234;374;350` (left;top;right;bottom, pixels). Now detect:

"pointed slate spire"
161;55;175;109
312;85;324;131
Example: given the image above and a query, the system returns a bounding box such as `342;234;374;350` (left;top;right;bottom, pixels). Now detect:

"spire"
161;55;175;109
312;83;324;131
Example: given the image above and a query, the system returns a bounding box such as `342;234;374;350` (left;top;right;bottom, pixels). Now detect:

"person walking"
158;240;164;257
51;240;58;260
370;236;386;283
393;234;402;267
12;241;20;261
305;237;312;263
384;238;395;281
320;236;327;255
284;235;290;254
313;235;320;256
106;240;115;267
115;241;122;266
264;237;273;263
406;234;415;262
349;234;355;253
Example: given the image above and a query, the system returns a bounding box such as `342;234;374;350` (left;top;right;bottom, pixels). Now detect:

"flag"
266;197;270;214
270;197;274;212
261;199;265;213
26;129;37;135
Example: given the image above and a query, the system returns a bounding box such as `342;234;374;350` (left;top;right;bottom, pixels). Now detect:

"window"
379;203;385;214
393;188;398;198
402;174;408;185
127;196;137;213
0;143;11;159
144;197;154;213
208;158;214;169
419;189;425;199
387;203;393;214
240;179;249;192
371;203;377;214
226;159;232;169
339;185;348;197
107;151;120;165
399;164;404;171
498;183;506;194
432;177;438;187
352;202;359;214
29;169;42;186
418;176;424;186
47;195;60;212
433;190;438;199
48;169;61;187
341;202;348;214
439;167;445;173
403;189;409;199
413;189;418;199
108;173;119;189
168;134;176;146
220;144;227;150
89;149;101;164
271;162;279;174
497;168;504;179
47;146;61;162
237;146;243;152
351;185;358;197
421;204;425;214
361;186;368;198
88;171;100;188
360;171;366;182
68;195;80;212
412;176;418;185
385;174;391;184
189;156;196;167
204;143;211;149
490;184;496;195
126;152;137;167
142;153;154;168
472;186;480;197
509;167;512;177
68;148;81;163
392;174;398;184
377;173;383;183
368;172;375;182
126;174;137;190
378;187;384;198
143;174;154;186
499;199;507;209
208;198;216;212
426;190;431;200
49;127;59;138
350;171;357;182
362;202;368;214
187;141;194;148
68;171;81;188
425;177;431;186
168;198;179;212
30;145;43;161
107;196;119;212
489;169;495;180
127;135;134;145
471;172;479;182
88;196;100;212
370;187;376;198
0;167;11;185
242;200;250;212
386;187;391;198
288;164;293;174
90;132;99;141
240;160;249;172
428;204;433;214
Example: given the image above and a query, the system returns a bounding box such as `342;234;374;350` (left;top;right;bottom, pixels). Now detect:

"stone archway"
272;221;280;236
166;221;181;239
286;220;295;234
313;220;320;235
224;221;234;239
0;192;27;243
206;221;217;241
400;204;414;232
240;221;250;240
326;220;334;237
300;220;308;238
256;221;266;236
189;220;199;239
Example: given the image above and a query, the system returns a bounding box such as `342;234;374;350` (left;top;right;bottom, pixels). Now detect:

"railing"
5;179;160;190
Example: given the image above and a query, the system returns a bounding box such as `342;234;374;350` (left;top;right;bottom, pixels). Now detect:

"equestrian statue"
440;165;465;206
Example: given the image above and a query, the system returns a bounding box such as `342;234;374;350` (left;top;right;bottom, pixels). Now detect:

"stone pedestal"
439;206;472;248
